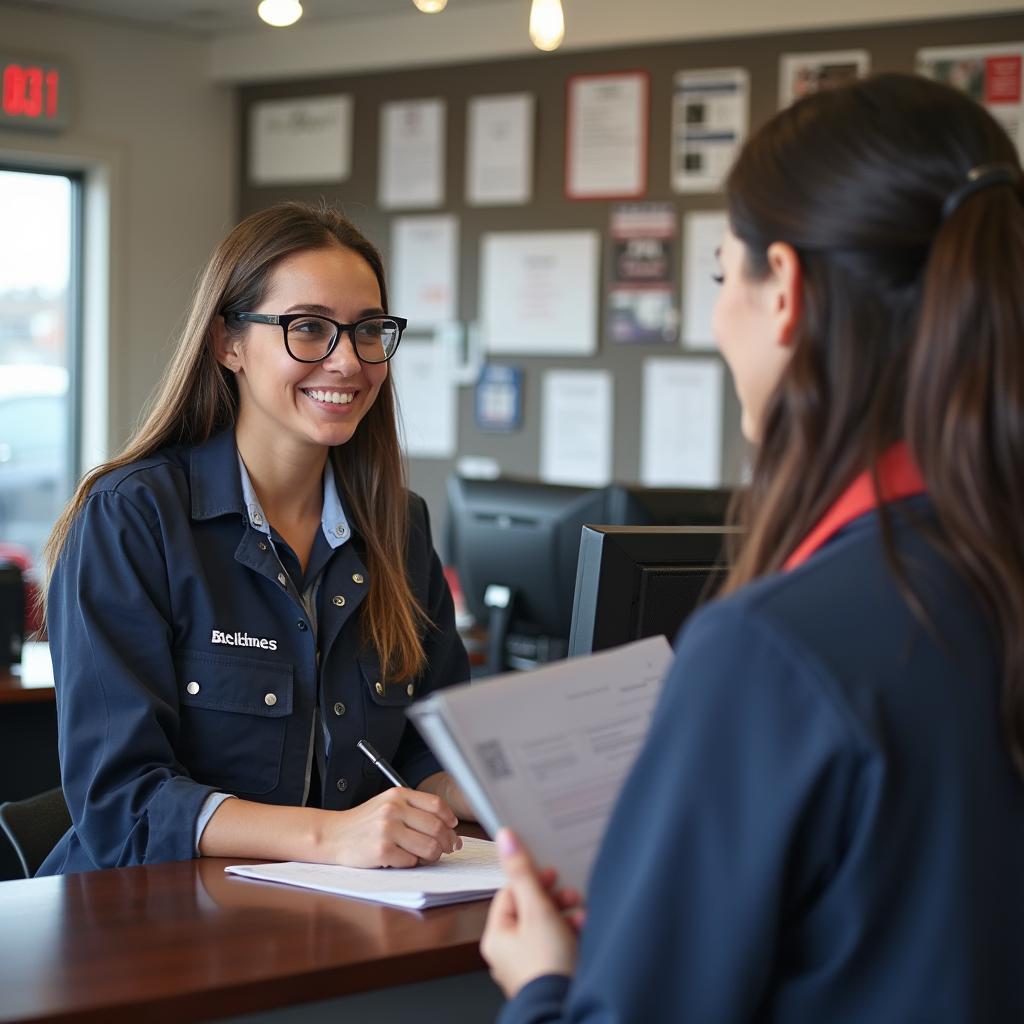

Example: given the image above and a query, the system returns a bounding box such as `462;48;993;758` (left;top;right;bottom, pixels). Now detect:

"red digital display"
0;55;69;130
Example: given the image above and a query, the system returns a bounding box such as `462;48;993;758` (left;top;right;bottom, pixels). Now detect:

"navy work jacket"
40;428;468;874
500;499;1024;1023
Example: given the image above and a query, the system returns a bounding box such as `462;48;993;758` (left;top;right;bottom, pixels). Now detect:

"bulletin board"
236;11;1024;531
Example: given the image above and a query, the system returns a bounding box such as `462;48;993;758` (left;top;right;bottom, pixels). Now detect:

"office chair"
0;786;71;878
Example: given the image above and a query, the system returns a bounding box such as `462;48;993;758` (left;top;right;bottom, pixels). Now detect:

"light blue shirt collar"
236;452;351;549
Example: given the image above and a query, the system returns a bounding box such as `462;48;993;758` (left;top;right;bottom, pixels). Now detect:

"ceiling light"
412;0;448;11
258;0;303;28
529;0;564;52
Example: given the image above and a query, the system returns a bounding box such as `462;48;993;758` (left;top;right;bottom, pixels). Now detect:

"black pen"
357;738;409;788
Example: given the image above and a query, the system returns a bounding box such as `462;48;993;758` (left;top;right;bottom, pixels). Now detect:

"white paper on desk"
682;210;728;351
480;231;599;356
379;98;446;209
19;641;53;687
467;93;534;205
408;636;674;894
567;72;648;198
391;215;458;329
392;337;457;458
540;369;613;487
641;357;723;487
225;838;502;910
248;95;353;185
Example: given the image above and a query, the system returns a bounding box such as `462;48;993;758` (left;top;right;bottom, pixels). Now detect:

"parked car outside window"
0;364;69;565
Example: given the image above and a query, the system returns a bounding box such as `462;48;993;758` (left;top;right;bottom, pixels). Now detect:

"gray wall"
236;11;1024;534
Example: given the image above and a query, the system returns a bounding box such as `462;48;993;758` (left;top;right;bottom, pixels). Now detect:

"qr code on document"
475;739;514;780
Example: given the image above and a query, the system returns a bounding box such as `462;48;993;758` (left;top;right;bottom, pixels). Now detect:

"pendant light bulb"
412;0;448;11
529;0;565;52
257;0;303;28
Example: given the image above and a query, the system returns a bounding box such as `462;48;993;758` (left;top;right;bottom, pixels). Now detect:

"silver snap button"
186;681;200;695
374;681;384;696
351;573;364;584
251;511;264;526
406;683;414;697
334;524;346;537
332;595;346;607
257;541;268;551
333;701;346;716
277;572;287;586
336;777;348;792
264;693;277;707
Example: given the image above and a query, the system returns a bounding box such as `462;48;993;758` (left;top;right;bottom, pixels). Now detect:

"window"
0;168;81;568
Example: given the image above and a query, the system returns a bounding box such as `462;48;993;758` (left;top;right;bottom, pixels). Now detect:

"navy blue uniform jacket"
501;500;1024;1023
40;428;468;874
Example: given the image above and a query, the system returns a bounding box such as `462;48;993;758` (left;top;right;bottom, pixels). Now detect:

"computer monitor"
603;484;734;527
568;525;740;658
446;475;611;674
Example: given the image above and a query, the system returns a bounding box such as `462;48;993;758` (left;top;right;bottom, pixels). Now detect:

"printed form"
408;636;674;893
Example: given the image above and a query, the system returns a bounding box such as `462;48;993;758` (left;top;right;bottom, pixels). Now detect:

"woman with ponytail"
482;74;1024;1022
39;202;472;875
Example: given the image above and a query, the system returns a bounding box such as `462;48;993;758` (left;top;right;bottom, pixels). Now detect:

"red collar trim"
783;442;926;571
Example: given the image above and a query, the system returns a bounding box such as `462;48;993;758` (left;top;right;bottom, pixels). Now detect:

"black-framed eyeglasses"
225;311;407;364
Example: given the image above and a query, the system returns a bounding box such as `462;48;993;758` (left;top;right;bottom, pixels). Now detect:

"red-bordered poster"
565;70;649;200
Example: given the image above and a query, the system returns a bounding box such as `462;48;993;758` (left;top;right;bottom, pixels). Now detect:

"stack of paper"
224;837;502;910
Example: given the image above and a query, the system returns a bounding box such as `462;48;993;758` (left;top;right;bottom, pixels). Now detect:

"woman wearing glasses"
39;203;472;874
481;74;1024;1021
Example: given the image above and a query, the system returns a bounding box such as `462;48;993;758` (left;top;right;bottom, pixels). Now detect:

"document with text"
407;636;674;893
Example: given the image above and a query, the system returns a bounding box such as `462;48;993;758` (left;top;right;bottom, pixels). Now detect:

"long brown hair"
720;73;1024;777
44;202;427;681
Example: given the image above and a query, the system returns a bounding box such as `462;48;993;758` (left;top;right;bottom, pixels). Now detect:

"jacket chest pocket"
176;649;293;796
357;649;416;756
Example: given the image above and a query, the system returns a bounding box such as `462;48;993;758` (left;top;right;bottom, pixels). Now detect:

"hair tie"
941;163;1020;220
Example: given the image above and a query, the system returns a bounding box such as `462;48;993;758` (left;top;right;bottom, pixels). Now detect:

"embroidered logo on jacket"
211;629;278;651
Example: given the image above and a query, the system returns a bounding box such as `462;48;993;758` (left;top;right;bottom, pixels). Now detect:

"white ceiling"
7;0;512;34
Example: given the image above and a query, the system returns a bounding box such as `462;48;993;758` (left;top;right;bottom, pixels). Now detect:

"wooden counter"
0;844;496;1023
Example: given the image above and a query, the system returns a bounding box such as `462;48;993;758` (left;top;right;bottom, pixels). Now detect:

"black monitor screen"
568;525;740;657
446;475;610;642
604;484;733;527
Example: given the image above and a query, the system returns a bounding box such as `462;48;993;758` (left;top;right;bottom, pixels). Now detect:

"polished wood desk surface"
0;664;54;704
0;843;493;1024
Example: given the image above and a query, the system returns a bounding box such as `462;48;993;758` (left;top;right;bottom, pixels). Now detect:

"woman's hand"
481;829;584;999
318;787;461;867
417;770;477;822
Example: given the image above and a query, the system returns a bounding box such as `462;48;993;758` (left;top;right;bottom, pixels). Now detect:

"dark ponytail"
721;73;1024;779
906;177;1024;777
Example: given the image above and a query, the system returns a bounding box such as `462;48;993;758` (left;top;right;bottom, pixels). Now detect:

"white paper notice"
778;50;870;109
918;43;1024;160
567;72;648;199
540;369;613;486
391;215;458;329
642;358;723;487
467;93;534;205
379;98;446;209
392;337;457;458
249;95;352;185
682;210;728;351
481;231;600;356
671;68;749;194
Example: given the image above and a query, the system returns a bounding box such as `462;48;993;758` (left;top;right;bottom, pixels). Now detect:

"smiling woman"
37;202;475;876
